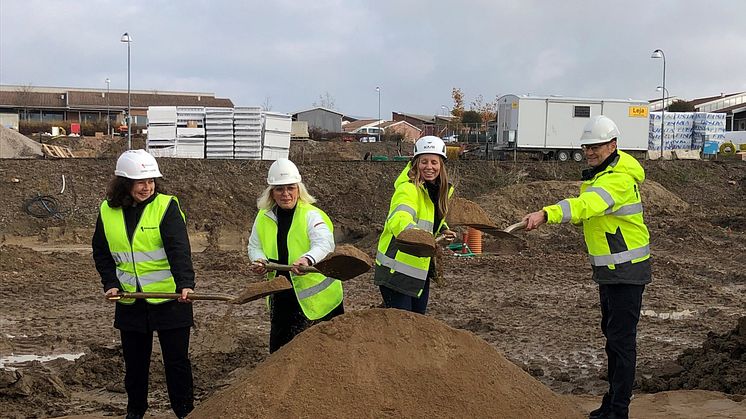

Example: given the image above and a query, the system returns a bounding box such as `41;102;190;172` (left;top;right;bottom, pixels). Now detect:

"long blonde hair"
256;182;316;210
407;155;450;218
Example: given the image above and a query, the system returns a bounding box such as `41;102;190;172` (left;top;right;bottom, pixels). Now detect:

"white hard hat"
114;149;163;179
580;115;620;146
267;158;302;186
413;136;447;159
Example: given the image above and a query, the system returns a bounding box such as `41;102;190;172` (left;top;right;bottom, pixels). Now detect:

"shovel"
465;220;527;240
395;231;447;257
446;197;527;240
262;244;372;281
106;275;293;305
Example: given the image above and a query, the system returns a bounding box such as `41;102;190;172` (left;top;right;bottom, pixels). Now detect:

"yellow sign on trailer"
628;106;649;118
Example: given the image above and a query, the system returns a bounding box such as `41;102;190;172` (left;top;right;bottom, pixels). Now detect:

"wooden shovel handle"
107;292;234;302
504;220;527;233
263;262;321;274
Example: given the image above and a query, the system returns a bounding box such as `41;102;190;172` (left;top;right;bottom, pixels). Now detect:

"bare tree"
262;96;273;111
15;83;35;121
313;92;336;110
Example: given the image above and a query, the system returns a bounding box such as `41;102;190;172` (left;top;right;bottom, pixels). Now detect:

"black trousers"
120;327;194;417
379;276;431;314
269;288;344;353
599;283;645;416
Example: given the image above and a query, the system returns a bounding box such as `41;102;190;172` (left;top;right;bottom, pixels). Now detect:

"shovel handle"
263;262;321;274
504;220;527;233
107;292;234;302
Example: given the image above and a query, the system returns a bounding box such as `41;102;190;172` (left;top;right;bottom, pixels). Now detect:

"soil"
1;144;745;418
189;309;584;419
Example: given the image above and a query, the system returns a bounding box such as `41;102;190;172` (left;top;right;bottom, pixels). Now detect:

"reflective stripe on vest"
590;244;650;266
255;202;343;321
100;194;182;304
605;202;643;217
375;250;429;280
586;186;616;209
388;204;434;231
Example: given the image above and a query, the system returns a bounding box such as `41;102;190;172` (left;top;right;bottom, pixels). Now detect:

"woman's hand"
291;257;311;276
251;259;268;275
441;229;457;243
104;288;119;301
523;210;546;231
178;288;194;303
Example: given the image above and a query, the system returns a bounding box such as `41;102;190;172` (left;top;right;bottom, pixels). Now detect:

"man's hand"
251;259;268;275
178;288;194;303
523;210;547;231
291;257;311;276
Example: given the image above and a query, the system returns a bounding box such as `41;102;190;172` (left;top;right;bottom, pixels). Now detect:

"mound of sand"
0;126;42;159
190;309;583;419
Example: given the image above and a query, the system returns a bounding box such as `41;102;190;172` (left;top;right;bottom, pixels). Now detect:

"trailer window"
573;106;591;118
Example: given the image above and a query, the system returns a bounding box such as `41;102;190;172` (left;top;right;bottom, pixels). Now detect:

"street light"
121;32;132;150
651;49;666;156
105;78;110;137
376;86;381;143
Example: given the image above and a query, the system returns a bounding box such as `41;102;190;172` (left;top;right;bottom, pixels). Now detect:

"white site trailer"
495;95;650;161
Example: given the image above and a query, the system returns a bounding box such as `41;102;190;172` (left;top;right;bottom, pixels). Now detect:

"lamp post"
105;78;110;137
376;86;381;143
121;32;132;150
651;49;666;156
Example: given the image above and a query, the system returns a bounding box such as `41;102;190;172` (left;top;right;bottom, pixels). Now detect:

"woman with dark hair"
373;136;457;314
92;149;195;419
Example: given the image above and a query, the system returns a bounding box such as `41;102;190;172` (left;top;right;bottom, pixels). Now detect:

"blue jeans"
379;276;431;314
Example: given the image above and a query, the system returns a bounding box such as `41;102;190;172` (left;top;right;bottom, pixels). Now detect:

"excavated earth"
1;143;745;418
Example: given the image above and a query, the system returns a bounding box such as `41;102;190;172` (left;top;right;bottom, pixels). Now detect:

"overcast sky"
1;0;745;118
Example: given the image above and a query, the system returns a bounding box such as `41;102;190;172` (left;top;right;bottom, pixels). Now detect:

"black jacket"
92;193;194;332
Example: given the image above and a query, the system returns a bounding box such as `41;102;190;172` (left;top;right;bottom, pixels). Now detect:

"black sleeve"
160;199;195;291
92;214;120;292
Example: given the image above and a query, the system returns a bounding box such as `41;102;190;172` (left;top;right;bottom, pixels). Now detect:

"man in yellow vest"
248;158;344;352
522;116;651;419
93;149;195;419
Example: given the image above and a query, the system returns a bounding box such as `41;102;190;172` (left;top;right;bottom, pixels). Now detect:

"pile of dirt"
190;309;584;419
642;316;746;395
0;126;42;159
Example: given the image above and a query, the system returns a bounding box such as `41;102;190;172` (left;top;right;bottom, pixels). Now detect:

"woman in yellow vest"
92;149;195;419
374;136;457;314
248;158;344;353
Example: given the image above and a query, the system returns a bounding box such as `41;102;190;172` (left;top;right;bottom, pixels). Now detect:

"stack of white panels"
692;112;726;151
147;106;177;157
261;112;292;160
234;107;263;160
205;107;234;159
176;107;205;159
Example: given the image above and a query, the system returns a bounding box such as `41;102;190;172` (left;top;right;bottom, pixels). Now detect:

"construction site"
1;130;745;419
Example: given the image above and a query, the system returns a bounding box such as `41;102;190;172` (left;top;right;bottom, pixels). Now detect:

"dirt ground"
1;144;745;418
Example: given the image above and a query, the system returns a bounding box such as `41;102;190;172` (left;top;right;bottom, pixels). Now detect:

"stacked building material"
205;107;234;159
175;107;206;159
261;112;292;161
692;112;726;151
146;106;177;157
233;107;263;160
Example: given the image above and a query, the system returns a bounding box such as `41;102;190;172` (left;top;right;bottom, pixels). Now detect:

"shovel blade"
395;241;437;257
231;276;293;305
315;255;371;281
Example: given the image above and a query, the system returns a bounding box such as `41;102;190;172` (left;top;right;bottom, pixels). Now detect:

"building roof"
380;120;422;131
688;92;741;107
342;119;379;132
393;112;438;123
293;107;344;117
0;85;233;109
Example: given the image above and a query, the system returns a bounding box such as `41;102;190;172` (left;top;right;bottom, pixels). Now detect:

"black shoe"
125;413;144;419
601;411;629;419
589;393;611;419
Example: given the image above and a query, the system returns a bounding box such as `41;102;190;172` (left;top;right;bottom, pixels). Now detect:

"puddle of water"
641;309;696;320
0;353;84;370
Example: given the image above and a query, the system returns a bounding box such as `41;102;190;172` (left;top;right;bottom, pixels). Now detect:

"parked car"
443;134;459;143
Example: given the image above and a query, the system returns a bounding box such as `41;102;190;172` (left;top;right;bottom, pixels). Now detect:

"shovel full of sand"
262;244;372;281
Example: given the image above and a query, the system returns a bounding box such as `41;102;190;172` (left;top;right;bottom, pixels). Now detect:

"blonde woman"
374;136;456;314
248;158;344;352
